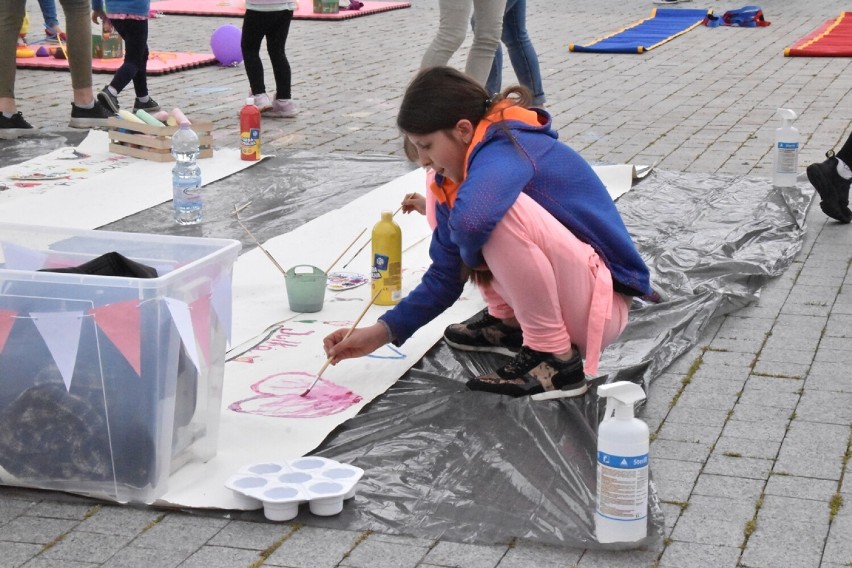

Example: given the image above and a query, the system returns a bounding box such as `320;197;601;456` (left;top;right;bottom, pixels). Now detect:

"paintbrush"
324;227;367;275
340;200;407;270
233;205;288;279
300;288;382;397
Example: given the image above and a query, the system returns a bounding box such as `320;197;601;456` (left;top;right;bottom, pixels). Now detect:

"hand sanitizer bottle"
774;108;799;188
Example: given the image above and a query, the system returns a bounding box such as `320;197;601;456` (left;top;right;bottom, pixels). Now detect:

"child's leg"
107;19;148;96
482;192;630;375
241;9;268;96
37;0;59;31
265;9;293;100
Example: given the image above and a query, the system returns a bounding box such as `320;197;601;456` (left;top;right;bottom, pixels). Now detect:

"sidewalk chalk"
135;109;165;126
118;109;145;124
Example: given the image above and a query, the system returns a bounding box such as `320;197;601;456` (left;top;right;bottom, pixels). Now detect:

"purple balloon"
210;24;243;66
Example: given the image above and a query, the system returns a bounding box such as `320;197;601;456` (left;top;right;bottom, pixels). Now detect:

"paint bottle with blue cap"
595;381;649;543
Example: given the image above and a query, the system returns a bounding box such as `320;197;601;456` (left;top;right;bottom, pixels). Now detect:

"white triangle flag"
164;297;201;372
211;275;233;345
31;311;84;391
2;242;48;271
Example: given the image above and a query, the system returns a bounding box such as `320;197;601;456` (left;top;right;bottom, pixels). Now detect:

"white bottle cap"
246;97;255;106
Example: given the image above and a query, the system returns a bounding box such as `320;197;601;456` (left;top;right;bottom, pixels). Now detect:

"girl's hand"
401;192;426;215
92;10;107;24
323;323;389;364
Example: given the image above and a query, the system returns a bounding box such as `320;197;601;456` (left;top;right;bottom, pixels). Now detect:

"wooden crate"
107;117;214;162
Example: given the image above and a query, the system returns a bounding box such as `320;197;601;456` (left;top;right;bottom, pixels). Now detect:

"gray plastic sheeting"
0;135;812;549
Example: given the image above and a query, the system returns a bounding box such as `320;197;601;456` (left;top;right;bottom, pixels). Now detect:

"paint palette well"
326;271;369;291
225;457;364;521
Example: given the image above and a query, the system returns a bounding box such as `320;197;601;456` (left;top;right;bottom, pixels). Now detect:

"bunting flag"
89;300;142;376
190;294;211;367
164;297;201;372
0;309;17;354
2;242;48;271
211;275;233;344
30;311;84;391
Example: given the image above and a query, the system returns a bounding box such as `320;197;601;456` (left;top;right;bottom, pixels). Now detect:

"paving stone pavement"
2;1;852;567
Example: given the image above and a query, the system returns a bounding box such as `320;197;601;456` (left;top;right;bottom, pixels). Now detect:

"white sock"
107;86;118;96
137;95;150;103
837;158;852;180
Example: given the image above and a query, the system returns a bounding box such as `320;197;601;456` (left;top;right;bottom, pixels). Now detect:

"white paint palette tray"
225;457;364;521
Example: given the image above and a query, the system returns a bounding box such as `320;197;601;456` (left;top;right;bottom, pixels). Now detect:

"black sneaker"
443;309;523;356
69;101;113;129
466;346;587;398
806;150;852;224
133;97;161;113
0;111;35;139
96;87;120;114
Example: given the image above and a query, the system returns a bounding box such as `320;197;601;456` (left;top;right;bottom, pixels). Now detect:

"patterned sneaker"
97;86;120;114
443;309;522;356
0;111;35;139
68;101;113;129
466;346;587;398
133;97;161;113
252;93;273;112
267;98;298;118
807;150;852;223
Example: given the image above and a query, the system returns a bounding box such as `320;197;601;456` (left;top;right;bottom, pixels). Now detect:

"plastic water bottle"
171;123;202;225
595;381;649;543
773;108;799;188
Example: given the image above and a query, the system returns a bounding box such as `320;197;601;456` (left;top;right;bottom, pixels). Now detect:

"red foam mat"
16;51;218;75
785;12;852;57
150;0;410;19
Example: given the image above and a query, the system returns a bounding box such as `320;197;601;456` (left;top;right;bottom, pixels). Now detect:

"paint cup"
285;265;326;313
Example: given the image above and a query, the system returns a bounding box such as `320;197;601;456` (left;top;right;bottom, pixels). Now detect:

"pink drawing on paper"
229;371;362;419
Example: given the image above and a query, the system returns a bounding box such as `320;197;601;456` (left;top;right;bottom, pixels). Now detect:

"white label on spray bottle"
596;451;649;521
776;141;799;174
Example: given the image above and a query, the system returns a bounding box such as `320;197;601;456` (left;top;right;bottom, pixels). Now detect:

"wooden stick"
324;228;366;275
233;206;288;279
300;288;382;397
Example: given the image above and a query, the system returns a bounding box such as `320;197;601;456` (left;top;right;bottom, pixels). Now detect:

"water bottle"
171;123;202;225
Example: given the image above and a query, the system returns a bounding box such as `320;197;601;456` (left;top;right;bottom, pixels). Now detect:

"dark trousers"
241;9;293;100
109;18;149;98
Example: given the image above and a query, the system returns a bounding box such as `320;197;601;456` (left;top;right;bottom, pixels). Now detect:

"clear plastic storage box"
0;223;241;503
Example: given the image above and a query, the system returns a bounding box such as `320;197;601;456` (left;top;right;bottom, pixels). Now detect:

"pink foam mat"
149;0;410;19
15;51;218;75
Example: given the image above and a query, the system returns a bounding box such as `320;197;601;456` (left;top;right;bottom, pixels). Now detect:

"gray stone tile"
731;403;793;422
207;520;294;550
664;405;729;428
722;419;789;442
740;529;825;568
740;374;804;393
712;436;781;460
0;541;42;568
669;515;746;548
38;532;135;564
655;421;723;445
701;454;772;481
658;541;741;568
650;438;712;463
764;474;837;502
265;526;362;568
0;499;33;527
691;474;764;501
0;517;77;545
18;558;98;568
822;501;852;565
130;514;228;552
76;507;163;537
100;546;189;568
576;548;660;568
659;502;682;537
738;387;802;409
421;541;508;568
805;361;852;392
750;360;810;379
496;539;582;568
178;545;264;568
795;389;852;425
23;503;94;522
774;421;849;480
670;389;739;411
341;537;429;568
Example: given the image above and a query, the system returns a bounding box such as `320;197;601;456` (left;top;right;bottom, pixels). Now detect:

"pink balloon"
210;24;243;66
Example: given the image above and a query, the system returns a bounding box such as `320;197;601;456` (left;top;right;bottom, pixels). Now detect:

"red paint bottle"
239;97;261;161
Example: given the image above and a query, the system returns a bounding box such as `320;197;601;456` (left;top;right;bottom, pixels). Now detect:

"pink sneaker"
252;93;272;112
267;99;297;118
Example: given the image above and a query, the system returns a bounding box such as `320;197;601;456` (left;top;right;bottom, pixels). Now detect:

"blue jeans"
485;0;546;105
38;0;60;30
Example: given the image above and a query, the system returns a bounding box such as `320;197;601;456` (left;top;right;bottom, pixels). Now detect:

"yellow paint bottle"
371;210;401;305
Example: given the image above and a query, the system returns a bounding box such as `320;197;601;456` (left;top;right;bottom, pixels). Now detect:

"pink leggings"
479;193;630;376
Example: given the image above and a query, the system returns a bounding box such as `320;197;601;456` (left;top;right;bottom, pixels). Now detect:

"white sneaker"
267;99;297;118
252;93;273;112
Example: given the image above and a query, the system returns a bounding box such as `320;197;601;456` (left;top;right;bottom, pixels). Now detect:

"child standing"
324;66;651;399
91;0;159;114
241;0;298;118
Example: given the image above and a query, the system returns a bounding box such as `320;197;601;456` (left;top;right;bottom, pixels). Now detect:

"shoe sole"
530;381;588;400
444;337;520;358
264;111;297;118
806;163;848;222
68;118;110;129
0;127;38;140
97;92;120;114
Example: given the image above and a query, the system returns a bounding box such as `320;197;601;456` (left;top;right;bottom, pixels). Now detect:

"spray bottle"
773;108;799;188
595;381;649;543
371;211;401;306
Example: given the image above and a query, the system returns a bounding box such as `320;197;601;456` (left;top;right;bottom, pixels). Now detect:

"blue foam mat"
570;8;710;54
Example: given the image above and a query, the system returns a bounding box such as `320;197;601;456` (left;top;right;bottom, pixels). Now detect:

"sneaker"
0;111;35;139
133;97;161;113
68;101;113;129
267;98;298;118
466;346;587;398
97;87;120;114
806;150;852;224
252;93;273;112
443;308;522;356
45;27;67;42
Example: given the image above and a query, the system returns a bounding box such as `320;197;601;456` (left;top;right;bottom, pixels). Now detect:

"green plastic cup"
286;265;327;313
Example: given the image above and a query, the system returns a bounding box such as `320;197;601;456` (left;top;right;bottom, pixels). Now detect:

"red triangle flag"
190;294;211;366
0;309;17;353
89;300;141;376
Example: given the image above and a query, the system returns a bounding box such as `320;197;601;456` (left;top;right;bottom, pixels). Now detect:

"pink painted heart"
229;371;362;419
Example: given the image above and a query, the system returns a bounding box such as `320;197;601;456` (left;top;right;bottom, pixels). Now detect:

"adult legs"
464;0;505;86
241;9;268;96
265;10;294;100
108;19;149;98
421;0;472;69
0;0;26;112
58;0;95;104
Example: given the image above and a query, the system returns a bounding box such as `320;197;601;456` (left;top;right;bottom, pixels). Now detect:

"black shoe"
806;150;852;223
466;346;587;398
69;101;113;129
96;87;120;114
444;308;523;356
133;97;161;113
0;111;35;139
